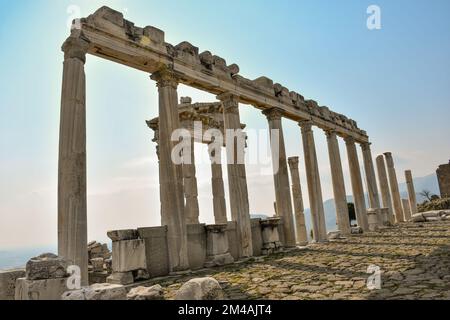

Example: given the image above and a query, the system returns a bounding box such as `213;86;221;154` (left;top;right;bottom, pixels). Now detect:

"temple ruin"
55;6;419;287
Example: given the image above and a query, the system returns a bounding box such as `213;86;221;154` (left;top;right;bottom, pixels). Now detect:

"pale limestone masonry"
384;152;405;223
405;170;418;215
325;130;351;235
376;155;395;224
436;161;450;198
288;157;308;245
345;137;369;231
0;269;25;300
402;199;412;221
55;6;399;283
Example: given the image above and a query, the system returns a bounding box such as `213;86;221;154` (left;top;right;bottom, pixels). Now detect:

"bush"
418;197;450;212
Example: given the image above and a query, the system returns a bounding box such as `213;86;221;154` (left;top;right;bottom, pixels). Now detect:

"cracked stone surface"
155;221;450;300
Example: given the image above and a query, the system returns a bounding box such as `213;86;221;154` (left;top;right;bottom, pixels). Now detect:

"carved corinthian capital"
61;30;91;63
344;136;356;145
288;156;300;169
150;67;180;89
262;107;284;121
361;142;372;152
217;92;239;114
298;120;313;133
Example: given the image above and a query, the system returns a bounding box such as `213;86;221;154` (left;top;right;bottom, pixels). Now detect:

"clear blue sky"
1;0;449;249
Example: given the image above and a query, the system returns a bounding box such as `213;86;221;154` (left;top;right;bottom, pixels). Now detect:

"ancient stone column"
263;108;296;247
376;155;395;224
288;157;308;245
183;138;200;224
58;31;90;286
345;137;369;231
151;68;189;271
298;121;327;242
217;92;253;257
325;130;351;235
405;170;418;215
384;152;405;223
209;145;228;225
402;199;412;221
361;143;381;209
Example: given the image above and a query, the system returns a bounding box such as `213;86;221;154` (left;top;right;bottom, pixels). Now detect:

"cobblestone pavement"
159;221;450;300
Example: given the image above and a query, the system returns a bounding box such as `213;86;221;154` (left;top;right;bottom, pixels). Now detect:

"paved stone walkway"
157;221;450;300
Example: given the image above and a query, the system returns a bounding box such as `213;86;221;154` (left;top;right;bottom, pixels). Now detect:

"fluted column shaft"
405;170;418;215
58;32;90;286
345;137;369;231
384;152;405;223
183;138;200;224
376;155;394;223
361;143;381;209
288;157;308;245
151;68;189;271
325;131;351;235
299;121;327;242
263;108;296;247
209;146;228;225
218;93;253;257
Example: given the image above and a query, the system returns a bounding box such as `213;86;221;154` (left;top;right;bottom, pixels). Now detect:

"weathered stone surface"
15;277;69;300
112;239;146;272
106;272;134;285
26;253;70;280
328;231;342;240
175;277;224;300
127;285;164;300
351;226;363;234
107;229;138;241
133;269;150;282
0;269;26;300
62;283;127;300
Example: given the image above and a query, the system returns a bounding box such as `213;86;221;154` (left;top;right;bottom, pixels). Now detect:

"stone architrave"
217;92;253;258
287;157;308;245
384;152;405;223
298;121;327;242
376;155;395;224
405;170;418;215
345;137;369;231
263;108;296;247
151;68;189;271
325;130;351;235
58;31;91;286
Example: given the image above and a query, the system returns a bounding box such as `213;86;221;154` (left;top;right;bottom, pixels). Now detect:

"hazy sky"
1;0;449;249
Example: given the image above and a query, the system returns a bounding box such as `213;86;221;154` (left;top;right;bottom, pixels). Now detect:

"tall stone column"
299;121;327;242
361;143;381;209
325;130;351;235
58;32;90;286
384;152;405;223
151;68;189;271
263;108;296;247
288;157;308;245
405;170;418;215
209;145;228;225
376;155;394;224
402;199;412;221
345;137;369;231
183;138;200;224
218;92;253;257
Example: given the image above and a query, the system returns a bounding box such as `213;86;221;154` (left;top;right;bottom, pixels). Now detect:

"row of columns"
57;32;418;285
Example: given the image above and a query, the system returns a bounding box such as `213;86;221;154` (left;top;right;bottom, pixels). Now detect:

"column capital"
151;67;180;89
288;156;300;169
383;152;393;158
361;142;372;151
324;129;337;139
344;136;356;145
298;120;313;133
262;107;284;121
217;92;239;114
61;30;90;63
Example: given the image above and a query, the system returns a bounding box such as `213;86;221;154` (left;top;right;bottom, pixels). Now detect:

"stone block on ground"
15;277;69;300
112;239;146;272
175;277;224;300
351;226;364;234
106;272;134;285
127;285;164;300
328;231;343;240
90;258;104;272
25;253;70;280
62;283;126;300
0;269;26;300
